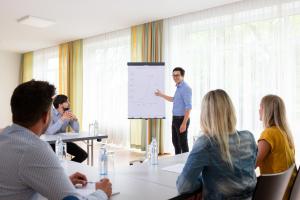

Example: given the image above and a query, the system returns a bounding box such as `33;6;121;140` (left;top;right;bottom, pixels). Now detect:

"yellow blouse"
258;126;295;174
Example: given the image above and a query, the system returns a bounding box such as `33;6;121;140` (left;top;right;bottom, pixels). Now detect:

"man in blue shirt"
46;95;88;163
155;67;192;154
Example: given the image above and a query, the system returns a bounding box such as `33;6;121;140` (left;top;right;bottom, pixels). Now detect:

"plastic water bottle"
99;145;108;176
88;123;94;136
55;137;64;161
150;137;158;165
94;120;99;136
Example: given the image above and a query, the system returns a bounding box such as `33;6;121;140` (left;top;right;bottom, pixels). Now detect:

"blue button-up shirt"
46;107;79;135
177;130;257;200
173;81;192;116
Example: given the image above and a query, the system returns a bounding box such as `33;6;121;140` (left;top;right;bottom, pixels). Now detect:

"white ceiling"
0;0;241;53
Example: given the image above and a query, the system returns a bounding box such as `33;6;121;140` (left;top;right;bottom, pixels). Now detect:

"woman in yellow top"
256;94;295;174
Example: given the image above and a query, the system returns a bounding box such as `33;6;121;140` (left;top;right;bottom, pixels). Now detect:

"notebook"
161;163;185;174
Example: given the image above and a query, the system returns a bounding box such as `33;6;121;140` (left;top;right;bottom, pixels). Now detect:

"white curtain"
83;29;131;147
164;0;300;162
33;46;59;89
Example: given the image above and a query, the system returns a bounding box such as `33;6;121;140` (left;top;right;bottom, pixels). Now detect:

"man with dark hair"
47;94;88;163
155;67;192;154
0;80;112;200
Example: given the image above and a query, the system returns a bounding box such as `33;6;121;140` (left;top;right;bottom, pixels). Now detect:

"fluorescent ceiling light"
18;16;55;28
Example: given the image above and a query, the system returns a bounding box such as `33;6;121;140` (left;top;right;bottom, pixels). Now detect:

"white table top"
40;132;108;144
118;153;189;189
65;161;179;200
65;153;189;199
36;151;261;200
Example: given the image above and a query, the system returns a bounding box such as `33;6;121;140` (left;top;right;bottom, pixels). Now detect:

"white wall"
0;51;21;128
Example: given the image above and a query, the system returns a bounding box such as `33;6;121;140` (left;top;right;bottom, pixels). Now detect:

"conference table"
69;153;260;199
68;153;187;200
67;160;180;200
36;150;262;200
118;153;188;189
40;132;108;166
36;153;186;200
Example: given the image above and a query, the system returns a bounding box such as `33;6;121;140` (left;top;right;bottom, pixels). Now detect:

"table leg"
91;139;94;166
87;140;90;165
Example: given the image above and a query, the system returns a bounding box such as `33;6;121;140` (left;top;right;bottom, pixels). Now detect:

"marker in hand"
155;89;161;97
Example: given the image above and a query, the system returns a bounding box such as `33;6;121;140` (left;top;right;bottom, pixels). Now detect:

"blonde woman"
256;95;295;174
177;89;257;200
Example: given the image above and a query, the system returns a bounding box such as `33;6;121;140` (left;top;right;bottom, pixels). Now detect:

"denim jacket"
177;130;257;200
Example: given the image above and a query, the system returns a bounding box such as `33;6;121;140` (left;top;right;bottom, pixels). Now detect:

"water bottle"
88;123;94;136
150;137;158;165
98;145;108;176
94;120;99;136
55;137;64;161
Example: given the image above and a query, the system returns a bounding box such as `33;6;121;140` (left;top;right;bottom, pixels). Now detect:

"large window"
164;0;300;160
83;29;131;147
33;46;59;89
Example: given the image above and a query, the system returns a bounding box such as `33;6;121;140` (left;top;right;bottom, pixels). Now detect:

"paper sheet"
161;163;185;174
75;183;95;196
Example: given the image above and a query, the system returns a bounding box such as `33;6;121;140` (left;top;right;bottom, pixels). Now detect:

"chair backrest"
289;166;300;200
169;188;202;200
62;196;80;200
253;164;295;200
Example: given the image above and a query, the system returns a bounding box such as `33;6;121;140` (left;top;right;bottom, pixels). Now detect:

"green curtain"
59;40;83;127
130;20;165;154
20;52;33;83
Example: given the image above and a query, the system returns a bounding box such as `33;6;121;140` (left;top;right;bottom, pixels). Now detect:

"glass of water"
146;145;152;162
61;143;67;170
89;123;94;136
107;151;115;175
62;143;67;159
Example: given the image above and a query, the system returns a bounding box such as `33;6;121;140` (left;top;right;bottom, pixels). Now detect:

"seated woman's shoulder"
237;130;256;140
263;126;279;133
194;134;213;148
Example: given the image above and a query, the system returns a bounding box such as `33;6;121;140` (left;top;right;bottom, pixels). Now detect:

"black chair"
62;196;80;200
169;188;202;200
252;164;295;200
289;166;300;200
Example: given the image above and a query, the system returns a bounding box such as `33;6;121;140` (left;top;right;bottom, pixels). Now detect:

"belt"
173;116;184;119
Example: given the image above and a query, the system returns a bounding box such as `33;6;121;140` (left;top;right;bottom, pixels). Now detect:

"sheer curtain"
164;0;300;161
83;29;131;147
32;47;59;89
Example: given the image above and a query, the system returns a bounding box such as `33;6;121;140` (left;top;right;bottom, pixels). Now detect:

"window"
33;46;59;89
164;0;300;161
83;29;131;147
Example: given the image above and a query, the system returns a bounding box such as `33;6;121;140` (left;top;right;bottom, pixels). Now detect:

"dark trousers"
50;142;88;163
172;116;190;155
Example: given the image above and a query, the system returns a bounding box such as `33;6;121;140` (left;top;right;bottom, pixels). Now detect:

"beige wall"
0;51;21;128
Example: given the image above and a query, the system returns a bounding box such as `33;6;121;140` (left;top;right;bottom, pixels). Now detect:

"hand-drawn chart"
128;63;165;119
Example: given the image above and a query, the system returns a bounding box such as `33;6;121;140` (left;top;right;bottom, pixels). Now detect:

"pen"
87;181;97;184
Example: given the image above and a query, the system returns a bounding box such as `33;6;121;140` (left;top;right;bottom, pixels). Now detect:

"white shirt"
0;124;107;200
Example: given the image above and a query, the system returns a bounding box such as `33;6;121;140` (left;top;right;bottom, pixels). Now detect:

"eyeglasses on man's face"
172;74;181;77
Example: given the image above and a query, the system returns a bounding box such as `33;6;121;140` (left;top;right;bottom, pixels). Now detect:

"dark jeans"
172;116;190;155
51;142;88;163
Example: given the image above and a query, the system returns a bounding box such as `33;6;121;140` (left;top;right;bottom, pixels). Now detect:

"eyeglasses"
172;74;181;77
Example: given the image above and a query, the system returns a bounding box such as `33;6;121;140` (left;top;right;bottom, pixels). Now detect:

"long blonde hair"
260;95;295;153
200;89;237;166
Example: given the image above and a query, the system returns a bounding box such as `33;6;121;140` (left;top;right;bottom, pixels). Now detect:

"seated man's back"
0;80;111;200
0;124;75;199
